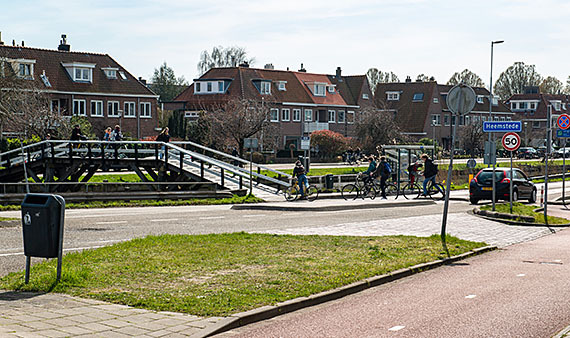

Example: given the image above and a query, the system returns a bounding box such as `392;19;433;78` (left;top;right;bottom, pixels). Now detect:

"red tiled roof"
0;45;156;97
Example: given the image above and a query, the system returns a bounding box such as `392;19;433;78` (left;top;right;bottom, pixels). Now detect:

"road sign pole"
545;105;552;224
492;142;496;211
564;142;567;208
510;150;513;214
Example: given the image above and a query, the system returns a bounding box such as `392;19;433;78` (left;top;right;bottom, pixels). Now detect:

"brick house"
375;78;513;150
505;86;570;147
0;36;159;139
169;64;374;150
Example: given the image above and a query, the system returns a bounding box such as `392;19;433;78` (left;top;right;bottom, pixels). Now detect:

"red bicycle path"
219;214;570;337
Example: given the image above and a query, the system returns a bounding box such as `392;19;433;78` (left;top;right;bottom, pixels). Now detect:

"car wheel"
512;189;518;202
470;198;479;205
529;189;537;203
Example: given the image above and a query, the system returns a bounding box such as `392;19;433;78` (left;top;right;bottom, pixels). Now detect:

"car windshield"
477;171;504;181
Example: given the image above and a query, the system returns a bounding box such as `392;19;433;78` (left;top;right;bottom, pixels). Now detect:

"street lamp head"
492;40;504;44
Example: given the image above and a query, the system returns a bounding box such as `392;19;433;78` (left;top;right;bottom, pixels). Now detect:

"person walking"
421;153;443;197
376;156;392;199
103;127;112;141
293;160;309;199
110;125;122;142
156;127;170;159
70;124;85;141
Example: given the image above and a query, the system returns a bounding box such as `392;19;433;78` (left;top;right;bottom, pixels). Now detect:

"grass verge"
0;217;18;221
0;195;263;211
480;202;569;224
0;233;485;317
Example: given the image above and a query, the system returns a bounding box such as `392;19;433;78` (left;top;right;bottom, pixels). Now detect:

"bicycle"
284;178;319;202
358;172;397;199
341;173;377;200
418;179;446;200
401;171;422;200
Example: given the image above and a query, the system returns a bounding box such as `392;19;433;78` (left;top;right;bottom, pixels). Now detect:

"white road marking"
388;326;405;331
0;240;127;257
242;215;266;218
517;274;526;277
95;221;128;225
465;295;477;299
199;216;225;220
150;219;179;222
554;259;562;262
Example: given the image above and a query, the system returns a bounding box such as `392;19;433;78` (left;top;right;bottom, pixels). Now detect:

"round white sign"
446;84;477;116
502;132;521;152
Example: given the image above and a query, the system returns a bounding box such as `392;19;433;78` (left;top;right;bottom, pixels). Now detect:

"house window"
304;109;313;122
51;100;60;113
314;84;326;96
477;96;484;104
282;108;290;121
481;116;487;122
19;64;32;78
412;93;424;101
386;92;400;100
270;108;279;122
73;99;86;116
140;102;152;118
500;117;506;121
292;109;301;122
207;82;212;92
433;97;439;104
554;102;561;111
102;68;118;79
195;82;201;93
520;102;527;109
530;102;536;110
90;100;103;117
74;68;91;82
533;121;540;128
465;116;470;125
444;115;450;126
260;81;271;95
431;114;441;126
124;102;136;117
347;111;354;124
362;94;369;100
119;71;127;80
338;110;345;123
328;85;335;93
494;116;500;121
218;81;224;92
278;81;287;91
328;110;336;123
107;101;120;117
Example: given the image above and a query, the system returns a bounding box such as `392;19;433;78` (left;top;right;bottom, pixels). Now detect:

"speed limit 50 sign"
502;132;521;152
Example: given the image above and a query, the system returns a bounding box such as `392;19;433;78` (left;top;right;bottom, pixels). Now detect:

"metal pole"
25;256;30;284
249;149;253;196
510;150;513;214
489;40;504;210
545;105;551;223
564;141;567;207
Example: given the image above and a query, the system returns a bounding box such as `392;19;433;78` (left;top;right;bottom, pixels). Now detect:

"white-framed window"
347;111;354;124
386;91;400;100
73;99;86;116
481;116;487;122
260;81;271;95
207;82;212;92
218;81;224;92
533;121;540;128
278;81;287;91
327;85;335;93
304;109;313;122
412;93;424;101
444;115;450;126
282;108;290;121
140;102;152;118
19;64;32;78
119;71;127;80
433;97;439;103
338;110;345;123
328;110;336;123
500;117;506;121
293;109;301;122
74;68;91;82
431;114;441;126
530;102;536;110
107;101;120;117
270;108;279;122
90;100;103;117
494;116;500;121
477;96;484;104
362;94;369;100
124;102;136;118
195;82;201;93
102;67;118;79
51;100;60;113
314;84;326;96
465;116;470;124
507;116;512;121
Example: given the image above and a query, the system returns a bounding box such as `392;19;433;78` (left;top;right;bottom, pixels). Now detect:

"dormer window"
363;94;369;100
477;96;484;104
16;59;35;80
327;85;335;93
260;81;271;95
62;62;95;83
102;67;118;79
386;91;400;101
412;93;424;101
315;83;325;96
194;79;231;94
119;71;127;80
278;81;287;91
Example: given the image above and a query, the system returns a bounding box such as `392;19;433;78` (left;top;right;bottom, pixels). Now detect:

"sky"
2;0;570;88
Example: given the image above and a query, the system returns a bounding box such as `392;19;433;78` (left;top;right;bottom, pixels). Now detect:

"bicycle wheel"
362;185;377;200
427;181;445;199
341;184;359;200
284;186;299;201
402;183;419;199
306;185;319;202
385;183;398;197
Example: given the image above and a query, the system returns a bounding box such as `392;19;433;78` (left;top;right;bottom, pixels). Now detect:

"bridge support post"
221;168;225;187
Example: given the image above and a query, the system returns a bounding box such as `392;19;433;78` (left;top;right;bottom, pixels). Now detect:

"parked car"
554;148;570;158
517;147;538;159
536;146;547;158
469;168;537;205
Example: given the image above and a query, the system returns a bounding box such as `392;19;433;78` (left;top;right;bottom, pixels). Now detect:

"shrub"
310;130;350;160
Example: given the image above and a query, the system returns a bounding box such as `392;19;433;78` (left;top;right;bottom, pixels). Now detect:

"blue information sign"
482;121;522;132
557;129;570;138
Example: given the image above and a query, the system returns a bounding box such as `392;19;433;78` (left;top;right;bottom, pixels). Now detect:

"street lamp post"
489;40;504;211
524;121;528;146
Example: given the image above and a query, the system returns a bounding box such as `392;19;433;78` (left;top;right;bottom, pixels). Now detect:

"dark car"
469;168;537;205
536;146;547;158
517;147;538;159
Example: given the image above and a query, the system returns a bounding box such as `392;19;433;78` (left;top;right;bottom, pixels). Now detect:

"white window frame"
292;109;301;122
16;59;35;79
314;84;326;96
431;114;441;126
140;102;152;118
90;100;103;117
444;115;450;126
347;110;355;124
433;97;439;104
260;81;271;95
124;101;136;118
278;81;287;91
338;110;345;123
107;101;120;117
327;85;335;93
386;91;400;101
73;99;86;116
477;96;484;104
195;82;201;93
328;110;336;123
362;93;369;100
282;108;290;122
218;81;224;92
304;109;313;122
102;67;118;79
270;108;279;122
207;82;212;92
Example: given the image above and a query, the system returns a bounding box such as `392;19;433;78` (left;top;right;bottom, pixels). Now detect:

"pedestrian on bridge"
156;127;170;159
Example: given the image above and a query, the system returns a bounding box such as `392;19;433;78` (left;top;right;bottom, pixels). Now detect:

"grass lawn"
0;195;263;211
480;202;569;224
0;233;485;317
0;217;17;221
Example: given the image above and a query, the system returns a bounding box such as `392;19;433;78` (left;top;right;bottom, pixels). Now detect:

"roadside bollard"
540;186;544;206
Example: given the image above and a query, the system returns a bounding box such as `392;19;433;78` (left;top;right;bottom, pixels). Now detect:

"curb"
200;245;497;338
231;200;436;212
553;325;570;338
471;210;570;227
0;220;19;228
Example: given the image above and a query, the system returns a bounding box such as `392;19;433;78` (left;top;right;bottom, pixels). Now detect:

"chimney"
336;66;342;79
298;63;306;72
405;76;412;83
238;61;250;68
58;34;70;52
21;41;25;47
0;32;4;45
429;76;435;81
264;63;274;70
138;77;147;85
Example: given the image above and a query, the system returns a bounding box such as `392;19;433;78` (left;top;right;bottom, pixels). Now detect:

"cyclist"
293;160;309;199
407;161;423;185
361;155;377;185
420;153;443;197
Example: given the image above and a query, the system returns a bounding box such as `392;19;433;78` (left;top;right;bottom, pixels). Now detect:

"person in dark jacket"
293;160;309;198
376;156;392;199
70;125;85;141
421;153;443;196
156;127;170;159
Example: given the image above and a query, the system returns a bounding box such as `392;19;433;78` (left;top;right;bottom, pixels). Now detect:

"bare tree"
354;106;406;153
459;120;484;157
197;46;255;76
494;62;542;100
539;76;564;94
447;69;485;88
565;75;570;94
366;68;399;94
204;98;273;156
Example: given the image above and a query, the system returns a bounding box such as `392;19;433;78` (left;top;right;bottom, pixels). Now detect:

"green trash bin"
21;193;65;258
325;174;334;190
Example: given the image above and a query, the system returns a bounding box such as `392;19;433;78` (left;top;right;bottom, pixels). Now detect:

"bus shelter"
380;144;435;187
